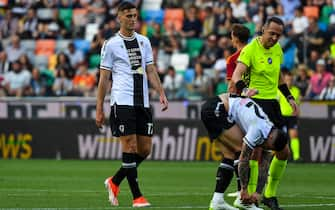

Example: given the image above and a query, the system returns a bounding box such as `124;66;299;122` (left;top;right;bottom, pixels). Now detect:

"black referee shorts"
283;116;298;130
252;98;285;129
110;104;153;137
201;96;235;140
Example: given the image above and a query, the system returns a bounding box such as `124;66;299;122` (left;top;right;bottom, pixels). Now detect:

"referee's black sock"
215;158;234;193
112;152;132;185
126;153;142;199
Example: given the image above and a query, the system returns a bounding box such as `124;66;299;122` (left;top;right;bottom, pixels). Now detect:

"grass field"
0;160;334;210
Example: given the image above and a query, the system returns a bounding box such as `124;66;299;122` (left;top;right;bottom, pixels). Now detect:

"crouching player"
201;93;288;210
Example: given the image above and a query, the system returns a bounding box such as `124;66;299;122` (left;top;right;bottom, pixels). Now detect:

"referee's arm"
146;64;168;111
96;69;111;128
231;62;248;93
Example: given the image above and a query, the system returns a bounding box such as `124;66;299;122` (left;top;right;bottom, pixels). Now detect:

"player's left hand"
160;94;168;111
288;99;299;116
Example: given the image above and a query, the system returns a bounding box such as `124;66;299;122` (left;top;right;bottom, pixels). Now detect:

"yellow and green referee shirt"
238;37;283;99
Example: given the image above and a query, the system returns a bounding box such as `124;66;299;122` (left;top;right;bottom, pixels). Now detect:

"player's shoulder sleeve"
238;39;255;67
136;33;154;65
100;36;118;71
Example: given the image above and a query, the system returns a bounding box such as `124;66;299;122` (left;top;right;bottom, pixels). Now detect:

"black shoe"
262;196;283;210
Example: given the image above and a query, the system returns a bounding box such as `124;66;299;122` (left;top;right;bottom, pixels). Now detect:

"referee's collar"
118;31;136;41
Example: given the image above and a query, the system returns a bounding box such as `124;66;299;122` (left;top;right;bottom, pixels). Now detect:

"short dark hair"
117;1;136;13
272;129;288;151
264;16;285;28
231;24;250;44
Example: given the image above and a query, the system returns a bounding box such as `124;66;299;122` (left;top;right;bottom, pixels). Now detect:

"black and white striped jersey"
228;97;274;149
100;32;154;108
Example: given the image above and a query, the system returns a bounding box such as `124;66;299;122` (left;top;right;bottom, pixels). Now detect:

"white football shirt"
100;32;154;107
228;97;274;149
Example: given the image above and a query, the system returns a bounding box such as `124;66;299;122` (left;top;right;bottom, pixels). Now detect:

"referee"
96;1;168;207
232;17;298;210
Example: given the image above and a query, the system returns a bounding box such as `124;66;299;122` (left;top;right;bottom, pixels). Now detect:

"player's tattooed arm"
238;143;253;191
256;150;272;194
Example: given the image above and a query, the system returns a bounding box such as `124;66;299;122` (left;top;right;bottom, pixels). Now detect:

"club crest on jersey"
268;57;272;64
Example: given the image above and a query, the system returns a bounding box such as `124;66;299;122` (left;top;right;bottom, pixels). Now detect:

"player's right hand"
96;110;105;128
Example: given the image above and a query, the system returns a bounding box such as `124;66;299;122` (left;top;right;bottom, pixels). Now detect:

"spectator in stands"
213;47;233;89
281;0;300;21
247;0;259;19
162;66;186;100
289;6;309;62
86;0;108;25
0;10;19;39
305;59;333;99
53;67;73;96
56;52;75;78
0;51;10;78
72;63;96;96
319;76;335;100
89;29;105;55
18;54;33;72
65;42;84;69
202;6;215;37
198;34;220;68
180;5;202;38
28;68;48;96
294;64;310;99
231;0;247;23
306;18;327;56
187;62;212;99
5;35;26;63
307;49;320;71
3;60;31;97
19;8;38;39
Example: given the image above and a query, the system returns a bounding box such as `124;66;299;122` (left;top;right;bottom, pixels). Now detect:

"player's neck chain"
118;31;136;41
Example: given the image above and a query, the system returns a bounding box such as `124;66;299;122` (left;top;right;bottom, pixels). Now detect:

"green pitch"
0;160;334;210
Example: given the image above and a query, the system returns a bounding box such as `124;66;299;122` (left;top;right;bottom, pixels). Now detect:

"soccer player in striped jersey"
96;1;168;207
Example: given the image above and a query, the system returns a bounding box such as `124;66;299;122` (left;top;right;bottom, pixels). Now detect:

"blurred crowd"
0;0;335;100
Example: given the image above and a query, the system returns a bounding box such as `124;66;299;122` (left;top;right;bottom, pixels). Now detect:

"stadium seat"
0;0;8;7
85;23;99;41
141;9;164;24
37;8;53;21
73;8;88;26
141;0;163;11
164;9;184;32
56;39;71;53
320;5;333;24
35;39;56;56
304;6;319;19
244;22;256;36
185;38;203;58
59;8;73;30
215;82;228;95
183;68;195;84
21;39;36;53
170;53;189;73
283;44;297;70
89;54;101;69
34;55;49;70
73;39;91;54
318;21;327;32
